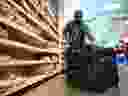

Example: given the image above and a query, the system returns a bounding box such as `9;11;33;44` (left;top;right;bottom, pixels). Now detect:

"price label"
112;54;127;64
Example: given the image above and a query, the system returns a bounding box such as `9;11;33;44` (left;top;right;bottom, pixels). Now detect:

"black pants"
112;64;119;88
64;47;72;66
65;45;119;90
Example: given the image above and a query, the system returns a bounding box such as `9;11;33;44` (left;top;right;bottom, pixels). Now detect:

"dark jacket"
64;20;94;49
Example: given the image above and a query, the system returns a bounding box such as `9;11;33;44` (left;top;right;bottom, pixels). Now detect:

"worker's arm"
86;32;95;42
64;23;71;42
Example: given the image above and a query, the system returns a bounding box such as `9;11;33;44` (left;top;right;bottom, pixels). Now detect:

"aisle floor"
20;74;119;96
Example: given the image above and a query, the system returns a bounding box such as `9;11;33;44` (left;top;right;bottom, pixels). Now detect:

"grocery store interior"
0;0;128;96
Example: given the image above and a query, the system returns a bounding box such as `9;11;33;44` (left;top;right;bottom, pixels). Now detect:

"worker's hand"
64;40;71;47
85;38;96;45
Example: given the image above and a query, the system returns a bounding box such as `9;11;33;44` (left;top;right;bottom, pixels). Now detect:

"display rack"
0;70;63;96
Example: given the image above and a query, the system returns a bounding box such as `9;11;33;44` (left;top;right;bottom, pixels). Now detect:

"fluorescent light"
112;4;120;9
104;4;112;10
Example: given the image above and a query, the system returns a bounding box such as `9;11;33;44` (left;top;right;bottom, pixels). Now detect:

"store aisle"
15;74;119;96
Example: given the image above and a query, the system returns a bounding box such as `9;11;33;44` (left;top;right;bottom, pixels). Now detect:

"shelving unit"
0;0;64;95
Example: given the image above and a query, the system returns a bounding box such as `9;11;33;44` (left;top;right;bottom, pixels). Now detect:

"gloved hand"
64;40;71;49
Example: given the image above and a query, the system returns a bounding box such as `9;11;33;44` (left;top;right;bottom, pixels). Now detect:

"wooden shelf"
0;71;58;96
0;60;57;67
